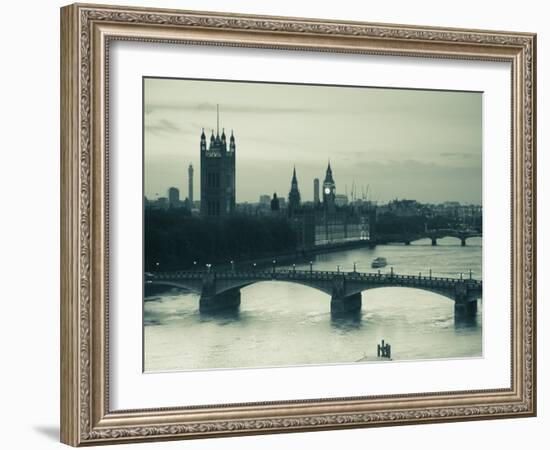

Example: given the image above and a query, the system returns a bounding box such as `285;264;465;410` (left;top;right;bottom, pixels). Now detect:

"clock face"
324;188;331;194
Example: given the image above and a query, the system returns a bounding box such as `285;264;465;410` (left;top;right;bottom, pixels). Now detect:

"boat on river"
371;257;387;268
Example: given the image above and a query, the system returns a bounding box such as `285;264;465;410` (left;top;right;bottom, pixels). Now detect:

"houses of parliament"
198;111;341;220
197;108;373;247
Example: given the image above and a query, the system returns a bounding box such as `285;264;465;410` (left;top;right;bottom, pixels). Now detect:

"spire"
229;129;236;152
290;166;300;197
324;159;334;184
216;104;220;136
288;166;301;215
200;128;207;151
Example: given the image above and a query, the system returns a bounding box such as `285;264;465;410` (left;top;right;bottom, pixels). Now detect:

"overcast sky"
144;77;482;205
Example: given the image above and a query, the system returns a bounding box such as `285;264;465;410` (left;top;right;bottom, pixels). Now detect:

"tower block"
323;161;336;212
200;105;236;218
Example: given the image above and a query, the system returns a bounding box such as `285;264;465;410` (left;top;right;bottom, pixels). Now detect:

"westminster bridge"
146;268;482;318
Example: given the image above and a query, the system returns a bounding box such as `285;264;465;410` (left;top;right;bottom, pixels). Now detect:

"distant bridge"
147;268;482;317
377;229;482;246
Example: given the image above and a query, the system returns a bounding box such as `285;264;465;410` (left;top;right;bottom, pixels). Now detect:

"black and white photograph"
143;78;483;372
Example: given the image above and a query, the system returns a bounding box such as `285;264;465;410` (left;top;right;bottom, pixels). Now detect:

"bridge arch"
410;235;475;246
210;278;334;297
149;278;480;303
342;284;458;302
148;278;335;298
147;280;202;294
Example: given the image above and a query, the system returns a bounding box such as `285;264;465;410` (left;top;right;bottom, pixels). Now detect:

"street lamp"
230;260;234;271
337;265;341;273
353;262;357;272
309;261;313;273
193;261;197;270
253;263;257;272
292;263;296;274
272;260;276;275
206;263;212;273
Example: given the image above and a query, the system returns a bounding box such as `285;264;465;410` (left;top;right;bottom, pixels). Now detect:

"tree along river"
144;237;482;372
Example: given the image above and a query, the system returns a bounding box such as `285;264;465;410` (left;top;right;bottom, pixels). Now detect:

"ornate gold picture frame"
60;3;536;446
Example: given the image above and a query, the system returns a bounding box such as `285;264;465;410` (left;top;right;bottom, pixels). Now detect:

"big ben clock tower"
323;161;336;212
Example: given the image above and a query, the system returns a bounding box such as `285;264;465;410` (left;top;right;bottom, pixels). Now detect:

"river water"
144;237;482;372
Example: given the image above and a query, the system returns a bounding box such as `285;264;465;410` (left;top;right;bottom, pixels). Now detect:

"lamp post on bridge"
390;266;394;278
429;268;432;279
337;265;341;273
193;261;197;270
253;263;257;272
206;263;212;274
230;260;235;271
272;260;276;275
293;263;296;274
353;262;357;272
469;269;472;280
310;261;313;274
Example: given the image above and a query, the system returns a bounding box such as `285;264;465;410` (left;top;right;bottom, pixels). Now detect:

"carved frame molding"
60;3;536;446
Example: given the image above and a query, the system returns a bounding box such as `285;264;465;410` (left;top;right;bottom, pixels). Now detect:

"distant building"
383;199;424;217
335;194;348;207
188;164;194;205
259;194;271;206
157;197;168;209
288;166;301;216
313;178;320;204
168;187;180;208
270;193;280;211
200;105;236;217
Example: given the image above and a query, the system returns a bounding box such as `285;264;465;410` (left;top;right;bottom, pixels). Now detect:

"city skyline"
144;78;482;204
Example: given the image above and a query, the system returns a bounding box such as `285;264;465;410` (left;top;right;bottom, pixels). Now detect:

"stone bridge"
378;229;482;246
147;269;482;318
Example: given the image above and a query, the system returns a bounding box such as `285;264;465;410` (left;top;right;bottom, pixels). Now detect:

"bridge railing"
148;269;481;290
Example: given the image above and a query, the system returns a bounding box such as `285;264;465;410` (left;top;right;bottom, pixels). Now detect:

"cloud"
440;151;479;159
144;118;182;135
145;119;208;137
144;100;317;116
351;158;481;174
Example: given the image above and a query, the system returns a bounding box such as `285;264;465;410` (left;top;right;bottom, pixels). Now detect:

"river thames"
144;237;482;372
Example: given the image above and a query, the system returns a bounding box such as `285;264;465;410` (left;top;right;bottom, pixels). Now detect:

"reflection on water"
330;312;363;331
199;308;241;323
454;313;480;330
144;238;482;372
